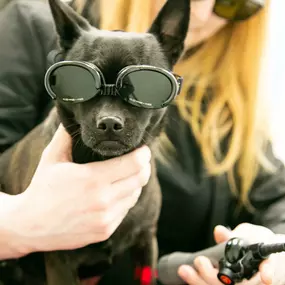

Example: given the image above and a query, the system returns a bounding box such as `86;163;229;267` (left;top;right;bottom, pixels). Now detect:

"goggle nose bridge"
101;84;117;96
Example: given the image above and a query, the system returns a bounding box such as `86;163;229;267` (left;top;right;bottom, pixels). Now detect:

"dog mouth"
97;140;125;149
91;140;132;157
80;126;144;157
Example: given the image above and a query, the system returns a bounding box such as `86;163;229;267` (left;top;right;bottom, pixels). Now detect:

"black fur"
0;0;190;284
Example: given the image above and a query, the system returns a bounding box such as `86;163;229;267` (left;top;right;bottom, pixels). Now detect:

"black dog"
0;0;190;284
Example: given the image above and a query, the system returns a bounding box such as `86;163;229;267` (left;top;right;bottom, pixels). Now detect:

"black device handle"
217;241;285;285
258;243;285;258
157;239;285;285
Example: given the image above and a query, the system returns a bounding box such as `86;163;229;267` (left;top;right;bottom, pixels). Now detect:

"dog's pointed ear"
148;0;190;66
48;0;92;51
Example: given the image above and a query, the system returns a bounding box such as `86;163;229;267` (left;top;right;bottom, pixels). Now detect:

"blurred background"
268;0;285;162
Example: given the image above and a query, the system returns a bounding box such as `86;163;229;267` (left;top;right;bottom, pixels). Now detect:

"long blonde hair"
75;0;273;208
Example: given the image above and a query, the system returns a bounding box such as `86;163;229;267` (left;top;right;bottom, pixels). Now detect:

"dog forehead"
69;29;166;67
87;29;158;52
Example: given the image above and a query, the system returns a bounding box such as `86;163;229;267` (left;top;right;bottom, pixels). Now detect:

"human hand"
178;223;285;285
4;124;151;257
185;0;227;49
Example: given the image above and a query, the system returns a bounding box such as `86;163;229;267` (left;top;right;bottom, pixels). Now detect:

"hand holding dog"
178;223;285;285
0;125;151;258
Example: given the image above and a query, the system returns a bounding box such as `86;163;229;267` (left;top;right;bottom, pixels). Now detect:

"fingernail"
178;265;192;280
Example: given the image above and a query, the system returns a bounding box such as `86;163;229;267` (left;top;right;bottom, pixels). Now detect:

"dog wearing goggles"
0;0;190;284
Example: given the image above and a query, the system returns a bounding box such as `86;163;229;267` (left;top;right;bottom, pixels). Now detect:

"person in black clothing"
0;0;285;285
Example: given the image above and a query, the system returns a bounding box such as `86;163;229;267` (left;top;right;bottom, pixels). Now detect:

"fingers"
214;223;274;246
194;256;218;284
178;265;208;285
41;124;73;163
85;155;150;211
42;126;151;185
229;223;274;244
178;256;220;285
119;188;142;211
86;146;151;182
189;255;263;285
110;163;150;200
193;256;220;284
178;254;267;285
83;193;140;243
90;194;140;232
260;259;273;285
74;211;127;245
213;225;232;244
88;182;143;212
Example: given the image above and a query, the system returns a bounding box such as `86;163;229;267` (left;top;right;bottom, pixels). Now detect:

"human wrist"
0;192;35;259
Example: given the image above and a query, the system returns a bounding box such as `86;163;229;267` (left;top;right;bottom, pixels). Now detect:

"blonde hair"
75;0;273;208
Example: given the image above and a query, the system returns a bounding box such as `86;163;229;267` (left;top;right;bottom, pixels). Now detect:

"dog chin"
91;141;132;158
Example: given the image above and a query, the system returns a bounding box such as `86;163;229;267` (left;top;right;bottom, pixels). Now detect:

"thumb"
214;225;232;244
41;124;73;163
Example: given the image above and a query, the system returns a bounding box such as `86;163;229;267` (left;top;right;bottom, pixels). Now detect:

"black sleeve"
249;144;285;234
0;0;56;152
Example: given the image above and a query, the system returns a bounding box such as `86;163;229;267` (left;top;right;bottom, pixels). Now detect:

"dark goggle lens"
119;70;174;108
214;0;263;21
48;65;101;102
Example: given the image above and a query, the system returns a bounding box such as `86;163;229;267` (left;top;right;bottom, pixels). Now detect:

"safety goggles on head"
44;61;183;109
213;0;265;21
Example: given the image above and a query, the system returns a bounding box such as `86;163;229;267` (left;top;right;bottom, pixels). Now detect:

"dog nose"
96;116;124;132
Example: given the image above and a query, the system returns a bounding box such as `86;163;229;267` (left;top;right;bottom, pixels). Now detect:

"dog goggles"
44;61;183;109
213;0;264;21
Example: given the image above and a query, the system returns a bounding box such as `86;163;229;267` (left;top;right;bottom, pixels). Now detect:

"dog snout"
96;116;124;132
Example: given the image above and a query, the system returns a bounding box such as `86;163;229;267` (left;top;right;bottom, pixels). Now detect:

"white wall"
268;0;285;162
